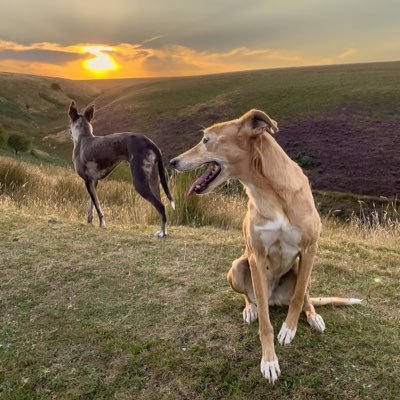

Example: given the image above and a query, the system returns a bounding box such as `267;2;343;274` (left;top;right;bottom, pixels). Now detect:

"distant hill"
1;62;399;197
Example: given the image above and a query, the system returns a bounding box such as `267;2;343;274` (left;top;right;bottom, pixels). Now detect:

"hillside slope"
89;62;400;197
1;62;399;196
0;72;99;159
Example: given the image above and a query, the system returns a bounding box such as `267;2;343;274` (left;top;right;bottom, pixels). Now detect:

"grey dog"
68;101;174;237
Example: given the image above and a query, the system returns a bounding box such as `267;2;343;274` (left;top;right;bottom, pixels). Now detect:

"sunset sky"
0;0;399;79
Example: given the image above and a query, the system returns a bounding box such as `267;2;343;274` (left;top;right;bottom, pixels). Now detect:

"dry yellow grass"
0;156;246;228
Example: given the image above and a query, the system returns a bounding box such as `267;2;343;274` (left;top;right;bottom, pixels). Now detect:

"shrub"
0;128;7;149
0;158;46;193
50;82;61;91
7;134;31;155
293;151;319;170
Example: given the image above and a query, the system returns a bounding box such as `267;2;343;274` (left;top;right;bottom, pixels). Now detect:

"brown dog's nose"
170;158;178;168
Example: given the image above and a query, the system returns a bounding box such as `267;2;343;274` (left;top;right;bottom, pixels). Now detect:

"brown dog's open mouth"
187;162;222;196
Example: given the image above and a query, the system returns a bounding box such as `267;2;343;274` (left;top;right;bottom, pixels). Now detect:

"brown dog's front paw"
260;357;281;384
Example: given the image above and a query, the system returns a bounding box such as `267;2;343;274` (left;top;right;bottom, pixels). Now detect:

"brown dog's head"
170;109;278;195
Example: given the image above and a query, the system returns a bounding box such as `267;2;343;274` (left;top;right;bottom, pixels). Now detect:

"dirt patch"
43;129;70;143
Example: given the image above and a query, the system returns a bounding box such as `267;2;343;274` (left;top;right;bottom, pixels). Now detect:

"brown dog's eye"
203;137;209;144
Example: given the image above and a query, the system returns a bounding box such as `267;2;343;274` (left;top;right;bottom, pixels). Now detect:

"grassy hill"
1;62;400;196
0;72;99;159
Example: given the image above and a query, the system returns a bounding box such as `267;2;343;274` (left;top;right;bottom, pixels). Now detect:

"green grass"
0;202;399;400
0;148;68;167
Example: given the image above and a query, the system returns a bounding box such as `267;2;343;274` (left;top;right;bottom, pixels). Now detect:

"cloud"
141;35;164;45
135;44;305;76
0;40;362;79
337;47;356;59
0;49;84;64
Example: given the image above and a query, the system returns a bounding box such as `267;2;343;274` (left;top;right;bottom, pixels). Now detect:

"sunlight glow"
82;46;119;75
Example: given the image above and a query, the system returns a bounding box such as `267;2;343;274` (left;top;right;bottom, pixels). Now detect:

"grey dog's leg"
85;179;105;228
149;165;162;202
149;166;168;236
130;163;167;237
87;180;98;224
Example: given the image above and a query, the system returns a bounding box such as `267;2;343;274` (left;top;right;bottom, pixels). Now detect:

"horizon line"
1;59;399;82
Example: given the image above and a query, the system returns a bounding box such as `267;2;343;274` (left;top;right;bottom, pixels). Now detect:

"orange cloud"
0;40;360;79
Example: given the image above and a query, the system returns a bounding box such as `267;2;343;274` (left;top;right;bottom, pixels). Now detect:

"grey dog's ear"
240;109;279;136
69;101;79;122
83;104;95;122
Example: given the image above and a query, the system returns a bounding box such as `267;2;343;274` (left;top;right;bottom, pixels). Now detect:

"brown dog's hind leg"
227;256;258;324
303;291;326;332
277;243;318;346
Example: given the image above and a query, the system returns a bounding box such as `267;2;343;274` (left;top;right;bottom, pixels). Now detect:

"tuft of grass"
349;199;400;235
167;171;245;228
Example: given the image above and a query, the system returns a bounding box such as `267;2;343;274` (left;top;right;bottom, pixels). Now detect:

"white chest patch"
86;161;107;180
254;214;301;277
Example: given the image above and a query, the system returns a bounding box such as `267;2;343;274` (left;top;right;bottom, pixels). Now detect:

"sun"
82;46;119;75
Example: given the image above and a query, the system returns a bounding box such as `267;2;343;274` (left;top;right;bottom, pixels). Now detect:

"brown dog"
170;109;361;383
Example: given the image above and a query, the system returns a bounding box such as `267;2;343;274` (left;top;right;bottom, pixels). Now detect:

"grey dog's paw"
154;230;166;238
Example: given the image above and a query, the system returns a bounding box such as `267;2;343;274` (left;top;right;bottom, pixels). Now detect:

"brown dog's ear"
83;104;95;122
240;109;279;136
69;101;79;122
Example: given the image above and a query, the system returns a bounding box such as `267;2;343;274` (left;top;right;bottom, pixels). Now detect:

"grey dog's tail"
156;151;175;210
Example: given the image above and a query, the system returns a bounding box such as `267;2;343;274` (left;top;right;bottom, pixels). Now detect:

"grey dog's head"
68;101;95;141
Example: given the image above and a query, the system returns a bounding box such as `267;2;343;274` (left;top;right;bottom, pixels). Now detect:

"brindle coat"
68;101;174;237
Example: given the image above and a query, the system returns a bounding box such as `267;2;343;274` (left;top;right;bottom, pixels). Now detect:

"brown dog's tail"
310;297;363;306
156;152;175;210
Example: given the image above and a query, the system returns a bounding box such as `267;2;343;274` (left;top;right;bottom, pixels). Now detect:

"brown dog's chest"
251;213;302;278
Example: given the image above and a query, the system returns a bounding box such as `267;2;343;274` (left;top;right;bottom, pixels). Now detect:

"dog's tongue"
187;169;210;196
187;164;220;196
